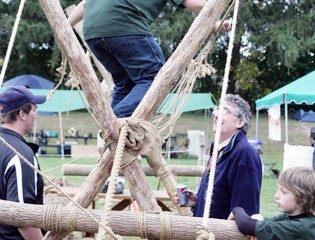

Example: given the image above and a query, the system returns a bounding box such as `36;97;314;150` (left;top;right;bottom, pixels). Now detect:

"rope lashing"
159;212;172;240
43;204;78;234
136;212;148;239
43;204;63;233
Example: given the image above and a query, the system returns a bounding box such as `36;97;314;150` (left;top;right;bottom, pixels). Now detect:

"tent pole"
255;110;259;139
167;136;171;162
58;111;64;160
33;120;37;143
205;109;210;163
284;94;289;144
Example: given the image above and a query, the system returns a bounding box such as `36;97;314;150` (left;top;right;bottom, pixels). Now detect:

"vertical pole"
196;134;205;190
284;93;289;144
58;111;64;160
255;110;259;139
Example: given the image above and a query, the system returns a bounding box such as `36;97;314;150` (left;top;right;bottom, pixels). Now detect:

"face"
23;104;38;134
212;101;245;142
274;184;304;216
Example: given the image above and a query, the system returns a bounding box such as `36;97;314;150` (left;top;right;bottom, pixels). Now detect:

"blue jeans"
87;36;165;118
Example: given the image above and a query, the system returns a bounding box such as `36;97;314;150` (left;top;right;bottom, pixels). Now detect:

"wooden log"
62;164;204;177
38;0;163;238
0;200;245;240
38;0;230;237
133;0;230;120
38;3;115;130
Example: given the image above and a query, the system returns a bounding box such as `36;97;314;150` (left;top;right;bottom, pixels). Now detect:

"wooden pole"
38;0;230;237
38;1;162;239
62;164;204;177
0;200;245;240
132;0;230;120
196;134;205;190
64;5;114;91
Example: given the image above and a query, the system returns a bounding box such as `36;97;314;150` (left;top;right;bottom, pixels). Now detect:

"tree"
1;0;314;108
0;0;77;83
230;0;315;106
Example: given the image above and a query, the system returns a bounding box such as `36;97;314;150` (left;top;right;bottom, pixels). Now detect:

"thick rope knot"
108;118;163;169
196;224;216;240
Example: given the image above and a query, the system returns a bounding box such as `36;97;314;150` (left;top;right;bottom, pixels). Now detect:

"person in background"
97;129;104;155
174;94;262;219
68;0;231;118
229;167;315;239
0;86;47;240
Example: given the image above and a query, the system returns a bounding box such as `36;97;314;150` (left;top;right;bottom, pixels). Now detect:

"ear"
18;109;27;120
236;118;245;129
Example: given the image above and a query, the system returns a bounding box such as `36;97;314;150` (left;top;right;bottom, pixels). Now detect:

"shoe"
100;177;124;194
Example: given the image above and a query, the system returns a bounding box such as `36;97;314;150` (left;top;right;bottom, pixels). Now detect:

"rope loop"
136;212;148;239
159;212;171;240
43;204;63;233
196;224;216;240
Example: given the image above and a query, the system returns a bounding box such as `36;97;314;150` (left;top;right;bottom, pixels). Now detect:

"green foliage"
0;0;78;82
1;0;315;107
151;4;195;60
215;0;315;107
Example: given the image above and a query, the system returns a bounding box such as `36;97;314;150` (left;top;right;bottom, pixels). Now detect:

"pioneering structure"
0;0;247;239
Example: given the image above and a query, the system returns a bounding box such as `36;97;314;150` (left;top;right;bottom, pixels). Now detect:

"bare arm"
182;0;231;33
18;227;43;240
182;0;206;15
68;0;85;27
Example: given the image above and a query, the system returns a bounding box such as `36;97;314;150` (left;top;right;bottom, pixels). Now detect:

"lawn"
35;110;314;238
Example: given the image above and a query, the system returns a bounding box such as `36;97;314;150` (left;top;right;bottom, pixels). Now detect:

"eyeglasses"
212;107;240;118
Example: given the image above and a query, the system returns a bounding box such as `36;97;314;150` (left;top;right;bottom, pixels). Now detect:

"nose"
274;190;279;199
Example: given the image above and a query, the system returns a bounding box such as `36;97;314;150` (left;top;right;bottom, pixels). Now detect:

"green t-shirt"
255;213;315;240
83;0;184;40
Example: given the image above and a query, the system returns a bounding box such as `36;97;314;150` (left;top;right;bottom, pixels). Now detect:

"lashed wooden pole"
0;200;245;240
38;0;161;239
133;0;230;120
62;164;204;177
37;0;231;238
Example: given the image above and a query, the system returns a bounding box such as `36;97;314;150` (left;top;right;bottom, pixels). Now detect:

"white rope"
152;35;217;139
96;125;128;240
202;0;240;224
0;0;27;86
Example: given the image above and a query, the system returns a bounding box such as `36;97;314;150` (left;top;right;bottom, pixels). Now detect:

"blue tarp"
292;110;315;122
3;75;54;89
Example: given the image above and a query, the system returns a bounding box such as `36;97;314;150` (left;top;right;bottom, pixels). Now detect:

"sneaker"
100;177;124;194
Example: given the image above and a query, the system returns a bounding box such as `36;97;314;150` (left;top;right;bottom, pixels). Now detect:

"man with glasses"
0;86;46;239
175;94;262;219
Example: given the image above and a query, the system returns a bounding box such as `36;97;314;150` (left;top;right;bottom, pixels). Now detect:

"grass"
35;110;314;238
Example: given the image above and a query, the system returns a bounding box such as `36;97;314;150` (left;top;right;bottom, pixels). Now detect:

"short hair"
0;103;32;124
225;94;252;133
278;167;315;216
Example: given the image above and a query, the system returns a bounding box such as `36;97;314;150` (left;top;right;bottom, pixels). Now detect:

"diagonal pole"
38;0;230;239
133;0;230;120
38;1;161;239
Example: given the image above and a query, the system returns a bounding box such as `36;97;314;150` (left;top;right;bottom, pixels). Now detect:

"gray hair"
225;94;252;133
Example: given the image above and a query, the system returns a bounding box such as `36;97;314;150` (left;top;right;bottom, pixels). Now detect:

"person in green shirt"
68;0;231;118
229;167;315;240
